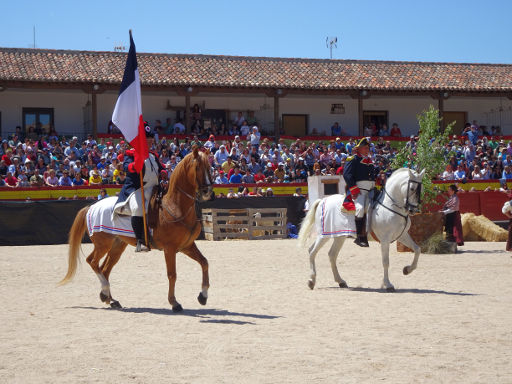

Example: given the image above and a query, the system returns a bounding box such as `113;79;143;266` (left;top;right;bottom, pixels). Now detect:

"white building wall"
2;89;511;139
0;89;89;137
444;97;512;133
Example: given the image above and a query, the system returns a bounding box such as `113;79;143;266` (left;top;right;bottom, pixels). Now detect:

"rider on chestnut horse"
112;123;163;252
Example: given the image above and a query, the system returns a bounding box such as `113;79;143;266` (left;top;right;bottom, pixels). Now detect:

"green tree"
391;105;455;208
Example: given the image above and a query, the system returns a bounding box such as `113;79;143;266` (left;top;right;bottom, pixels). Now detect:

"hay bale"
460;213;482;241
421;232;456;254
467;215;508;242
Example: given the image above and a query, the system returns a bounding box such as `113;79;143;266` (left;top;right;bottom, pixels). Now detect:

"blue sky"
2;0;511;63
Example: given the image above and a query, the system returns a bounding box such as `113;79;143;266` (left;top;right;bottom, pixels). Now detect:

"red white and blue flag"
112;30;148;172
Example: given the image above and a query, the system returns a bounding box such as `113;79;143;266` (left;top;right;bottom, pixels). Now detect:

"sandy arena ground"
0;240;511;384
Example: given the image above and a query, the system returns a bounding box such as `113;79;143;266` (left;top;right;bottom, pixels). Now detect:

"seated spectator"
241;169;255;184
59;170;73;186
503;165;512;180
173;119;185;134
29;169;44;187
293;187;304;197
274;163;286;182
471;165;483;180
441;165;455;180
229;166;243;183
378;124;389;136
221;156;236;174
254;169;266;183
214;145;229;166
4;171;18;188
45;169;59;187
214;170;228;184
204;135;216;151
226;188;238;199
390;123;402;137
97;188;109;200
72;173;85;186
16;169;29;187
265;187;274;197
89;169;103;185
331;122;342;136
454;164;466;181
116;171;126;185
233;112;246;129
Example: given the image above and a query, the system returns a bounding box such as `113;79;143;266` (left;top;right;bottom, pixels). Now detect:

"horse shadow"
320;286;477;296
457;249;508;254
70;306;281;325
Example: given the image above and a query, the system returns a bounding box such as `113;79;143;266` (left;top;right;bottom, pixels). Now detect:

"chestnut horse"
60;147;214;312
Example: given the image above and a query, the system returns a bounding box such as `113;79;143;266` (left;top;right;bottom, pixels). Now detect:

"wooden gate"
201;208;287;240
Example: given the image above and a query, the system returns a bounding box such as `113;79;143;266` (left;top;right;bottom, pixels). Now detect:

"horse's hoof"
100;292;110;304
386;287;395;292
172;303;183;312
197;293;207;306
339;282;348;288
308;280;315;290
110;300;122;309
403;266;410;275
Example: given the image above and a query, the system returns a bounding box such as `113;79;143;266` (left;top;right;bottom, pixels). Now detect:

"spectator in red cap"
215;170;228;184
204;135;216;151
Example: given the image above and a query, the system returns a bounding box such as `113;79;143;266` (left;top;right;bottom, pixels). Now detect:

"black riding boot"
354;217;369;247
132;216;150;252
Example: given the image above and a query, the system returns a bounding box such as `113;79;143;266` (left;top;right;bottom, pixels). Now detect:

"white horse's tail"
298;199;321;248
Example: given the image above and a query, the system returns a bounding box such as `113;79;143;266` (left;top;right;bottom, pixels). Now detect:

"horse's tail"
59;206;90;285
298;199;321;248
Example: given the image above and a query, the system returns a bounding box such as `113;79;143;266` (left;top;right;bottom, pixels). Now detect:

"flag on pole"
112;30;148;172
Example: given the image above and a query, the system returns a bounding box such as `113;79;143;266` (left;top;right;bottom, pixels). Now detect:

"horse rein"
376;183;417;242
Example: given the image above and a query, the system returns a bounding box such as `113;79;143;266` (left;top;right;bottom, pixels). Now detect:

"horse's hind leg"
86;235;114;305
99;238;128;308
397;232;421;276
181;242;209;306
308;237;328;290
328;237;348;288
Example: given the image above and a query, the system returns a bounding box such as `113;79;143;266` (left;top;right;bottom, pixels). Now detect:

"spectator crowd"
0;118;509;198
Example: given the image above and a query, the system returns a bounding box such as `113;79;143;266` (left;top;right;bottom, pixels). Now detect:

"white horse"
298;168;425;292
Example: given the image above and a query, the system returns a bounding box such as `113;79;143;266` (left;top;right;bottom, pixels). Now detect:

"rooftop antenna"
326;36;338;59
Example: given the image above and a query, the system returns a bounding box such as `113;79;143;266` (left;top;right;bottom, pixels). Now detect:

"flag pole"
139;169;149;248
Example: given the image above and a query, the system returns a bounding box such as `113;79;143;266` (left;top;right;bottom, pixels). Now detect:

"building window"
363;110;388;134
22;108;54;138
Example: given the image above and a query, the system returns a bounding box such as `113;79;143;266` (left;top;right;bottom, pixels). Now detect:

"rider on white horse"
342;137;377;247
112;124;163;252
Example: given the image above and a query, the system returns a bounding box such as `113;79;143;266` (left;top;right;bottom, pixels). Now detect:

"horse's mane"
167;150;209;196
387;167;412;183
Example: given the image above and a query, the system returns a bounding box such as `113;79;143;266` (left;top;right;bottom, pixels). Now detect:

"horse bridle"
164;159;212;223
376;178;423;241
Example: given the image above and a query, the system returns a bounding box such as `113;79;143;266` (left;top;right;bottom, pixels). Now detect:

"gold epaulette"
346;156;354;161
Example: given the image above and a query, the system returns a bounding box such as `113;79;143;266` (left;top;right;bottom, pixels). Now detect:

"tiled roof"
1;47;512;92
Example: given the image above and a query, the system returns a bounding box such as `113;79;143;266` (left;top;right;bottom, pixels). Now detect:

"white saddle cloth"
315;194;356;238
87;196;135;238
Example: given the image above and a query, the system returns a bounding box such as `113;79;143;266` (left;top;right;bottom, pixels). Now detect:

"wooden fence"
201;208;287;241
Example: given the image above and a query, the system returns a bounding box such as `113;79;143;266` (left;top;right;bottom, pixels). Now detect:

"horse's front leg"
181;242;209;306
308;237;328;289
397;232;421;276
164;248;182;312
328;237;348;288
380;241;395;292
